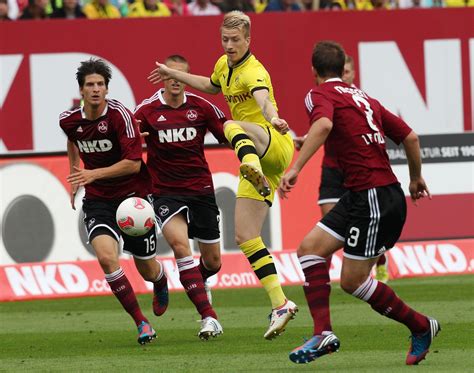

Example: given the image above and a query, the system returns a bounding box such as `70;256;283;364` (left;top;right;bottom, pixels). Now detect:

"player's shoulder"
59;107;81;125
185;91;226;119
106;99;136;128
134;90;162;114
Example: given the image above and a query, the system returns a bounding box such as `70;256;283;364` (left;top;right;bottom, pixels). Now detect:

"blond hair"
221;11;251;38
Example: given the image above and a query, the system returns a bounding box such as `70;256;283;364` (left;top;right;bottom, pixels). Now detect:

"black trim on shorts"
260;126;272;159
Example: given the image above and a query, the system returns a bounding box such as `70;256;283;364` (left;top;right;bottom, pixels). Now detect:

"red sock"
198;257;220;282
105;268;148;326
299;255;332;335
177;257;217;320
352;277;429;334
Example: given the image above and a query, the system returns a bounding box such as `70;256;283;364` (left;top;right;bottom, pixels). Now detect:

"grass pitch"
0;275;472;372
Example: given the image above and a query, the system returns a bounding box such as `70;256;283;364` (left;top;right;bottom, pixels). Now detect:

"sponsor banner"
0;239;472;302
387;133;474;165
1;8;473;154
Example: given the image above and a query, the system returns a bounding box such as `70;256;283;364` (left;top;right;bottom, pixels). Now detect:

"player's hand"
135;119;149;137
148;62;171;85
67;166;98;187
70;184;79;210
408;177;432;206
278;168;299;199
271;117;289;135
293;135;306;151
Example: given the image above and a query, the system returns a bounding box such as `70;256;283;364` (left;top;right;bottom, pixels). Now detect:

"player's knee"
297;238;317;257
204;255;221;272
340;275;366;294
169;240;191;257
96;253;119;273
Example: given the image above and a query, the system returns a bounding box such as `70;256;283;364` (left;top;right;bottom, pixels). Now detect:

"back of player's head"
221;11;251;38
76;58;112;88
312;41;345;79
345;55;354;68
165;55;190;71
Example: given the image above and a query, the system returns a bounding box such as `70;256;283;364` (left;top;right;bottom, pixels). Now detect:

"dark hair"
76;58;112;88
311;41;346;79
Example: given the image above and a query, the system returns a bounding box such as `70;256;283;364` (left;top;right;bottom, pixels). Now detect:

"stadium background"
0;8;473;301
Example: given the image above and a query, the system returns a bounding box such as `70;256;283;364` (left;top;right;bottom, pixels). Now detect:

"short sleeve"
380;104;412;144
305;89;334;125
240;66;269;95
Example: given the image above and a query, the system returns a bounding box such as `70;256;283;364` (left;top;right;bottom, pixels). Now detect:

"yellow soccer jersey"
210;52;277;129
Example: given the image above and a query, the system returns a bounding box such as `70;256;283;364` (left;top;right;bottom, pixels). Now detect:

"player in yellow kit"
148;11;297;340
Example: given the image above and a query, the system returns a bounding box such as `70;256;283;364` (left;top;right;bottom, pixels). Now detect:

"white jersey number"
352;95;379;132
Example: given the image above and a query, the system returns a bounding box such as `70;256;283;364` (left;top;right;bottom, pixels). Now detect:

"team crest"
98;121;108;133
186;110;198;121
159;205;170;217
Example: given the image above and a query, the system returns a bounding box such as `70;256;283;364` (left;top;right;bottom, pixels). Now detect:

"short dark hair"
76;58;112;88
312;41;346;79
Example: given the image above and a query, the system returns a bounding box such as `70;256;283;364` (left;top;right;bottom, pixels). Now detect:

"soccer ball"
116;197;155;237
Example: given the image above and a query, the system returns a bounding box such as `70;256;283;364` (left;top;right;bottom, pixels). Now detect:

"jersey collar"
158;88;187;105
324;78;343;83
228;50;252;69
81;102;108;119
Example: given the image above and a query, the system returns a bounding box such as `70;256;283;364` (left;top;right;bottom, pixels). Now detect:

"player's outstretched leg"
289;334;340;364
406;317;441;365
350;276;439;365
137;321;157;345
224;122;270;197
240;236;298;339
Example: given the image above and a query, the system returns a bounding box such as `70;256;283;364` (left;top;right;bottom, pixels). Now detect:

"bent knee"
340;276;367;294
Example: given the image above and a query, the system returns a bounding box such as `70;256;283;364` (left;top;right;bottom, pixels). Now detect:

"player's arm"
67;139;81;210
148;62;220;95
67;159;141;187
380;105;431;205
402;131;431;205
252;89;289;134
279;117;332;197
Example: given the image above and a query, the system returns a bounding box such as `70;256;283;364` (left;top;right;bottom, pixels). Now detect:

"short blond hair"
221;11;251;38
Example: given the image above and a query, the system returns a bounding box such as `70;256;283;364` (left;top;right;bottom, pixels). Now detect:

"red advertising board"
1;239;472;302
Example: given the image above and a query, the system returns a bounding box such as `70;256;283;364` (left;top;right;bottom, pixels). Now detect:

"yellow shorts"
236;127;294;205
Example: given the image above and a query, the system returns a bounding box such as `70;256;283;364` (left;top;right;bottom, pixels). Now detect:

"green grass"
0;275;473;372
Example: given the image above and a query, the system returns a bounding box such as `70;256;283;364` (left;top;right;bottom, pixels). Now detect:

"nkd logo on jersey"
77;139;113;153
158;127;197;143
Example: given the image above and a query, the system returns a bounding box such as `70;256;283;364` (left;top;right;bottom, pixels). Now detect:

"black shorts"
318;167;348;205
149;194;220;243
82;198;158;259
318;183;406;259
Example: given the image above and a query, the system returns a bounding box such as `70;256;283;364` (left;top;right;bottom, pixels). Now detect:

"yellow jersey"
210;52;277;129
